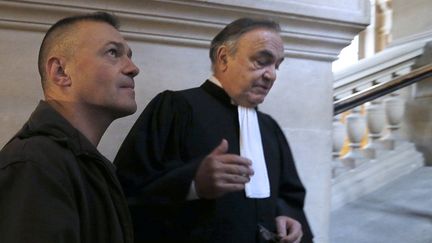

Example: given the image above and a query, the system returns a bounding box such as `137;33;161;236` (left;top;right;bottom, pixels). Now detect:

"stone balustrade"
331;36;432;210
332;92;424;210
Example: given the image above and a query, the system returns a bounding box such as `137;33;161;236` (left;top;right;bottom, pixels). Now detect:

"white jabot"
187;76;270;200
238;106;270;198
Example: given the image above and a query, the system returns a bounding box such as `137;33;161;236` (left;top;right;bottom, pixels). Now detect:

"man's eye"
256;56;273;66
107;49;118;57
256;59;267;66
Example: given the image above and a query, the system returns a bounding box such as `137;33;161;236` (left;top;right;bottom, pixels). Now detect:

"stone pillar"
376;0;393;51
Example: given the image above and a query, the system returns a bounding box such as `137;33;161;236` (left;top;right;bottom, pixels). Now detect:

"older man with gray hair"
115;17;313;243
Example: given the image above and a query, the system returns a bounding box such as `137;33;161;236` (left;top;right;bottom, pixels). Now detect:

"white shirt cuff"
186;180;200;200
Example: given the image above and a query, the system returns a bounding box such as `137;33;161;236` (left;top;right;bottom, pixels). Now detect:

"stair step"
332;142;424;210
330;167;432;243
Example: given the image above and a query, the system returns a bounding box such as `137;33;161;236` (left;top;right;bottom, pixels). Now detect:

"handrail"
333;64;432;115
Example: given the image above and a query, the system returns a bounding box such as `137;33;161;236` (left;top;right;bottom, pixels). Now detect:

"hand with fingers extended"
194;139;254;199
275;216;303;243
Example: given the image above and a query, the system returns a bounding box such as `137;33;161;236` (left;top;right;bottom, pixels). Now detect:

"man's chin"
233;94;265;107
248;96;266;107
241;100;263;108
112;104;137;118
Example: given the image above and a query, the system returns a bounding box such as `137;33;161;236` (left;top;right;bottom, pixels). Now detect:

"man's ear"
46;57;71;87
215;45;229;72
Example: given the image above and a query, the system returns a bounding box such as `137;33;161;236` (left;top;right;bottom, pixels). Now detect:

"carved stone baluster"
332;116;347;177
342;107;367;168
363;100;386;159
382;93;405;150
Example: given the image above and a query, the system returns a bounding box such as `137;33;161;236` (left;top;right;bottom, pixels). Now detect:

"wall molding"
0;0;370;61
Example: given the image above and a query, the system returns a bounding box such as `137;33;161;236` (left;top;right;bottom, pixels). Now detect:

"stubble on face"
66;21;138;119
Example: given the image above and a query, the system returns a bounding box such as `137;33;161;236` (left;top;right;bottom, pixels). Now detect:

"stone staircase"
331;35;432;210
330;166;432;243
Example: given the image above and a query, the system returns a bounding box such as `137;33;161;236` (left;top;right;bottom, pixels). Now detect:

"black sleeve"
274;122;314;243
0;161;79;243
114;91;202;205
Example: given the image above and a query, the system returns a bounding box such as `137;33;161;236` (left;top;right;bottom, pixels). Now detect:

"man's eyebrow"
257;50;284;64
257;50;275;59
127;48;133;58
278;57;285;64
105;41;122;49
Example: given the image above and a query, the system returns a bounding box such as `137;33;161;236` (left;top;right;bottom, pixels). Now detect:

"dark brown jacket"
0;101;133;243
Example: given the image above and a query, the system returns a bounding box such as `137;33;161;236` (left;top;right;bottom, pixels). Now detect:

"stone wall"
0;1;370;242
392;0;432;41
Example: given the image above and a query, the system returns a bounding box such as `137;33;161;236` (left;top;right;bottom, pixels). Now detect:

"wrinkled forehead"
74;21;127;46
239;28;284;58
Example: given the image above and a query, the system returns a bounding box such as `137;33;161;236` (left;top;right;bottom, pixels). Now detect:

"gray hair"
209;17;281;71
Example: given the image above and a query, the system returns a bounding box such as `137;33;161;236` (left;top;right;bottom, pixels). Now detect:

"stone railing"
331;37;432;210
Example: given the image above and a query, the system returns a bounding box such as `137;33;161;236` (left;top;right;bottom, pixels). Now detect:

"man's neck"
45;99;111;147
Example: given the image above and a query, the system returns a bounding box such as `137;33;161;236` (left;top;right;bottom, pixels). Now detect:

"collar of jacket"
13;100;107;161
201;80;259;111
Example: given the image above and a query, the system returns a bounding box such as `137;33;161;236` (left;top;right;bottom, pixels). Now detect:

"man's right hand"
194;139;254;199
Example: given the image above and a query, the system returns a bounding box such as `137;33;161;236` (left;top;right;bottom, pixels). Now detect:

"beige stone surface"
0;1;371;242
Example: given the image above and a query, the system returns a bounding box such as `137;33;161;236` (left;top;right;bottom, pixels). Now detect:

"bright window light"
332;36;359;73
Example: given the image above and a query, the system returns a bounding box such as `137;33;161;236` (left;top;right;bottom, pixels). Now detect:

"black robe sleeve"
273;120;314;242
114;91;202;205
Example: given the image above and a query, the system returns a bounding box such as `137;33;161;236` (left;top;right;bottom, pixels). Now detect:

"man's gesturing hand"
195;139;254;199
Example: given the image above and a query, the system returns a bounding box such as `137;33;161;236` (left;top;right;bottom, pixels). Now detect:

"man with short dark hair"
115;18;313;242
0;12;139;243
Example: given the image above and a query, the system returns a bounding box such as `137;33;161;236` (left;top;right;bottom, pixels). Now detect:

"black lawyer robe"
114;81;313;242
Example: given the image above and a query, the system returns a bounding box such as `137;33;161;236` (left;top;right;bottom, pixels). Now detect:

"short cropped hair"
209;18;281;70
38;11;119;88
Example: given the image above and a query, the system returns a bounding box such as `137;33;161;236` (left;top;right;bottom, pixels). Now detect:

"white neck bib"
238;106;270;198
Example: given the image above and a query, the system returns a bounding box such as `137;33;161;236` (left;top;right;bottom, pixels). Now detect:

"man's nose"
263;65;277;82
124;57;140;78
